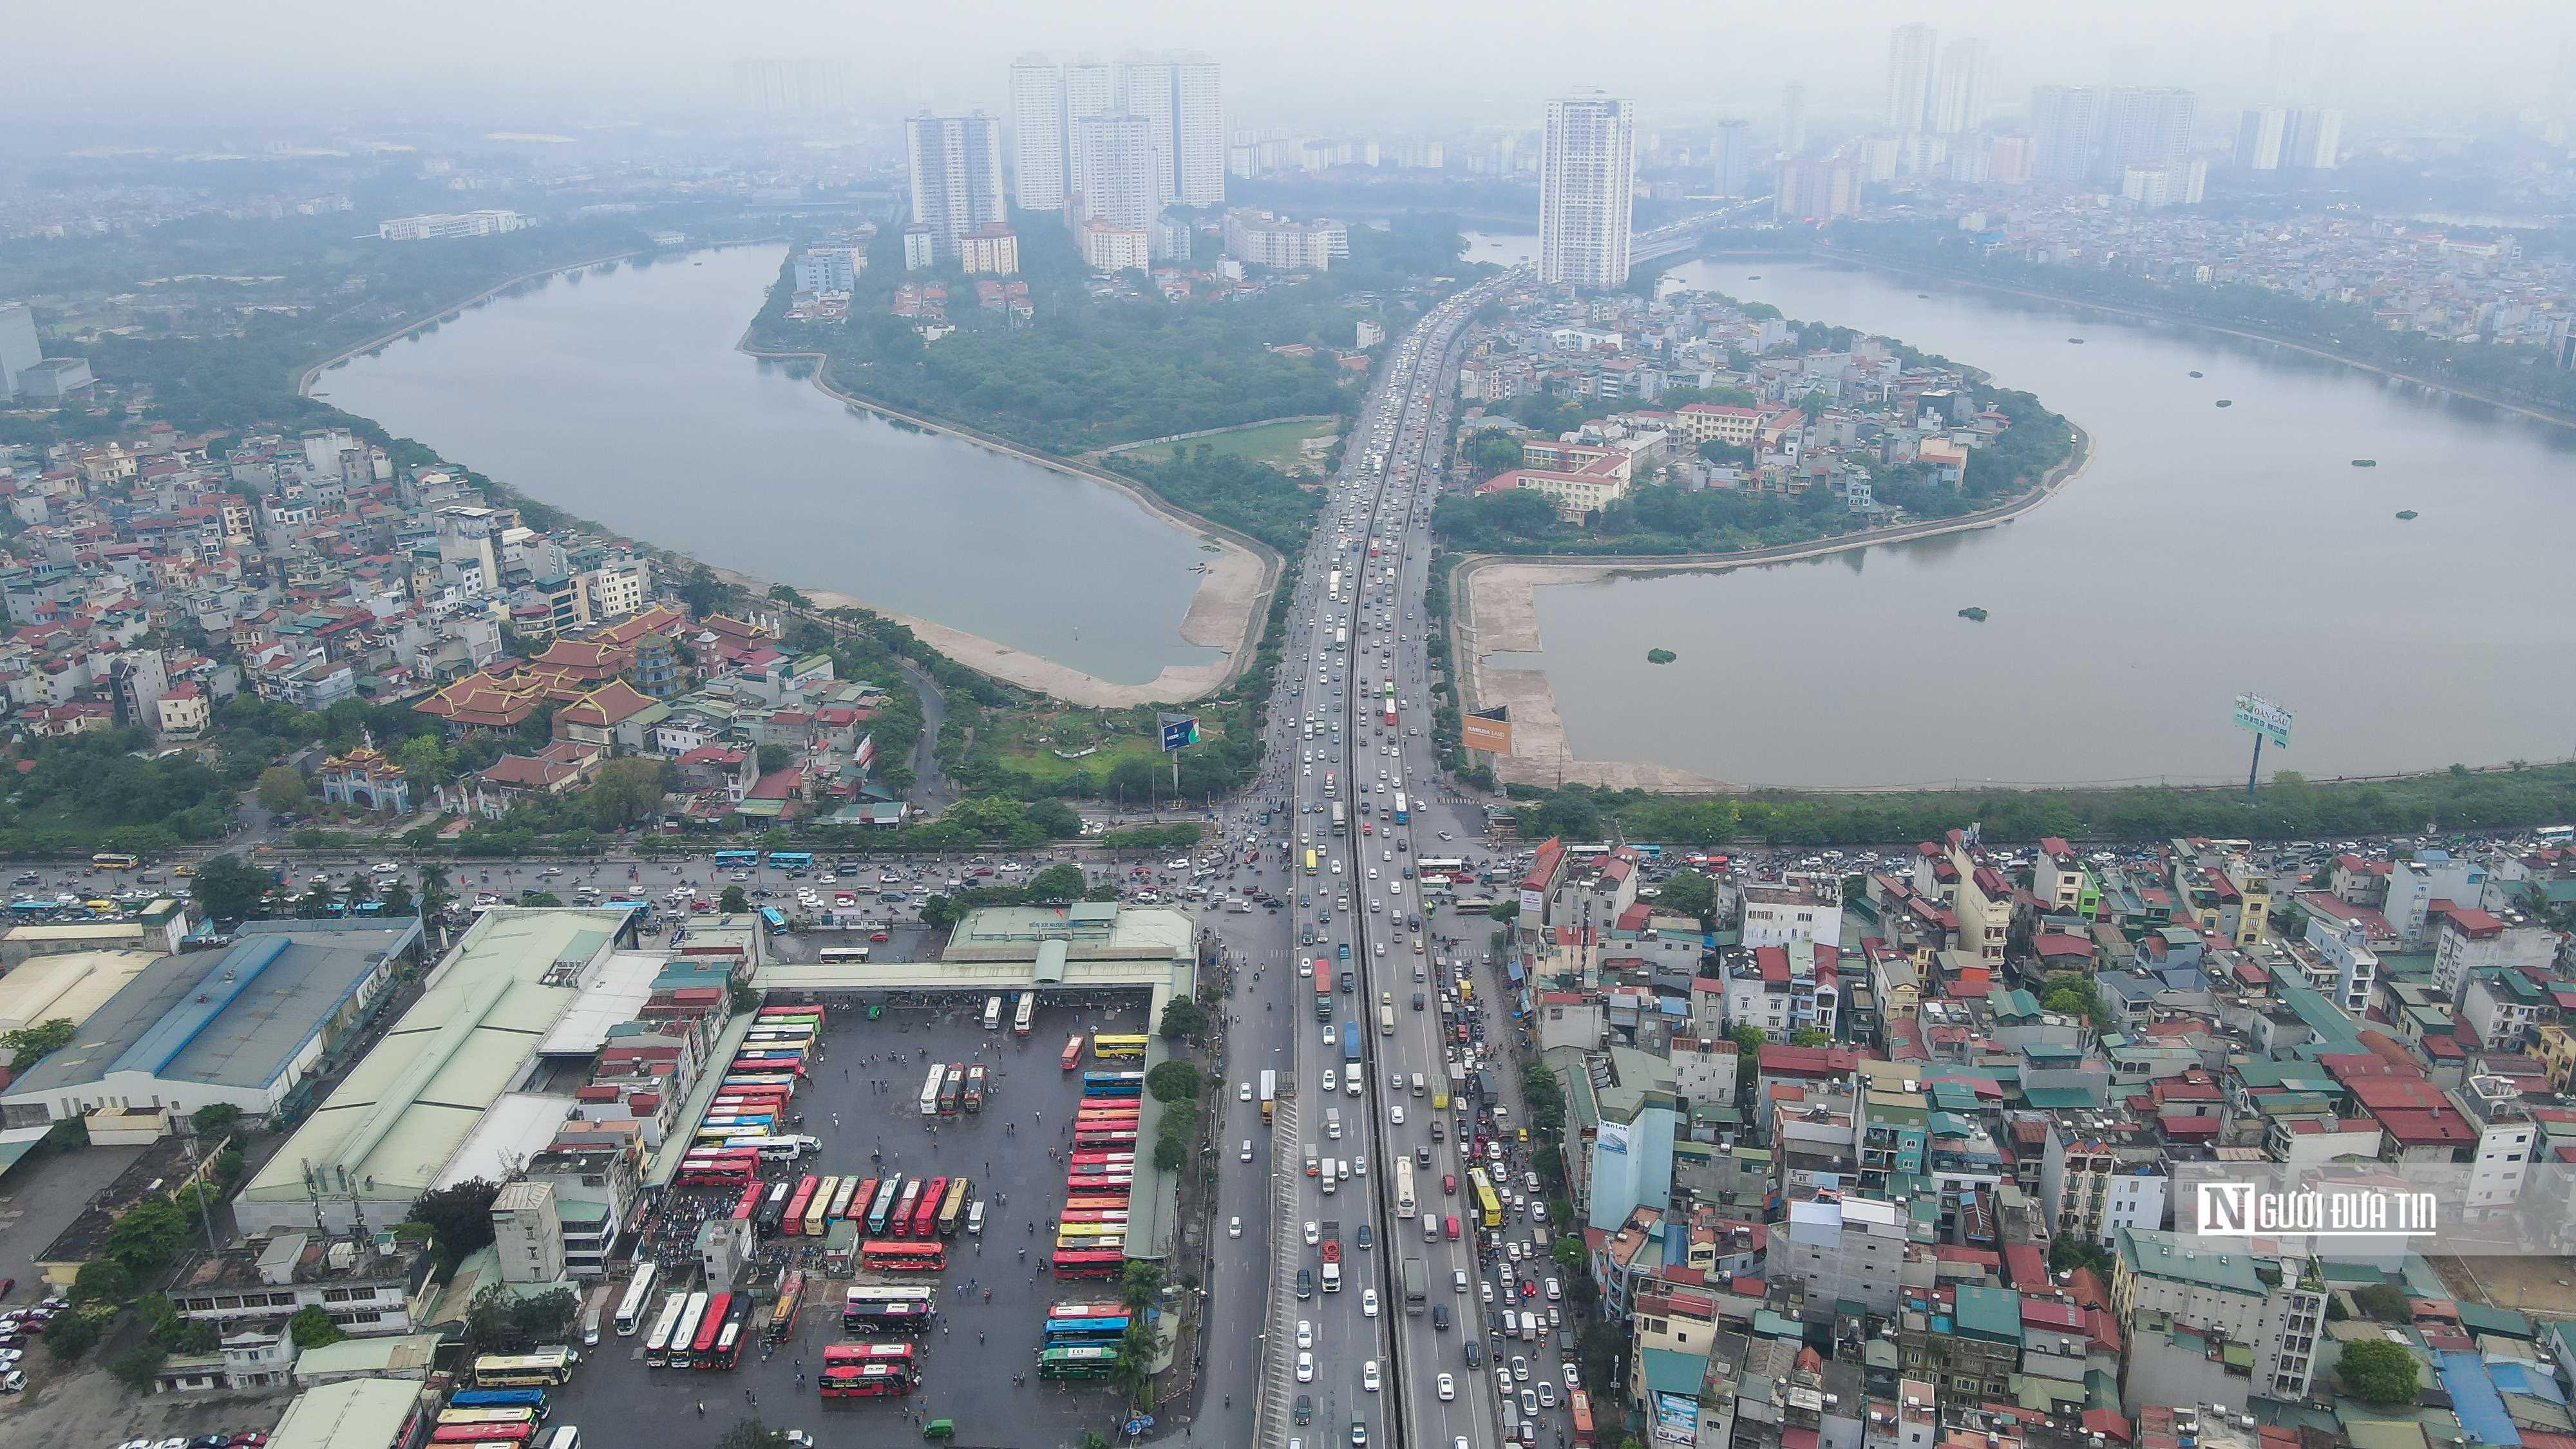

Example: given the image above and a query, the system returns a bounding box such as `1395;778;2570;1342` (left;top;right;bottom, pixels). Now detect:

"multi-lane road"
1230;270;1535;1449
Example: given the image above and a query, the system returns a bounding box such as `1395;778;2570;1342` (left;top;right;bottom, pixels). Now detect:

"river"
313;243;1223;687
1466;240;2576;788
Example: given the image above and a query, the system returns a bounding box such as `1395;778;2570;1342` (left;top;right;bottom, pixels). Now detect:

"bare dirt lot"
2429;1253;2576;1317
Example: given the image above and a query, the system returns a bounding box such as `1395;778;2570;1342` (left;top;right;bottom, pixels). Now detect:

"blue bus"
758;907;788;936
1080;1072;1144;1098
1392;791;1409;824
601;898;654;924
450;1387;548;1410
1041;1315;1132;1345
714;849;760;867
766;851;813;869
1341;1020;1360;1065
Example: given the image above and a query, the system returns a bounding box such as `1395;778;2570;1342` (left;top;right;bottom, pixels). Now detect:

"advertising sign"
1462;705;1513;755
1653;1390;1699;1445
1157;713;1200;753
2232;693;2293;749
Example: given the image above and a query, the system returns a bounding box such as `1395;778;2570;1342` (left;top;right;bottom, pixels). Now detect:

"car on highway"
1437;1373;1455;1401
1361;1289;1379;1318
1229;1217;1243;1238
1480;1279;1494;1303
1537;1381;1558;1408
1298;1320;1313;1349
1298;1352;1315;1383
1363;1360;1381;1393
1240;1081;1254;1101
1546;1277;1562;1301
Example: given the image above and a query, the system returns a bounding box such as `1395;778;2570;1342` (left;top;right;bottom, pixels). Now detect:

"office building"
1709;118;1753;198
376;211;526;242
1774;159;1862;222
1008;55;1069;211
2282;106;2342;170
732;58;849;116
1539;88;1636;290
1781;82;1808;156
0;303;39;401
2028;85;2101;184
1886;23;1939;133
2236;107;2287;169
2096;87;2197;181
905;113;1009;265
1073;111;1158;231
1932;37;1987;135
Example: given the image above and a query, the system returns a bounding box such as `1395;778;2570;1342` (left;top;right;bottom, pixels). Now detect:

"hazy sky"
15;1;2575;137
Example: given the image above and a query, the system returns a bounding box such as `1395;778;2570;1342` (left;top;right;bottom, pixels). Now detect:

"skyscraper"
1710;118;1753;198
2280;107;2342;171
732;58;851;115
1931;38;1986;135
905;113;1009;262
1885;23;1939;133
2235;108;2287;169
1063;61;1116;203
1121;58;1179;206
1538;88;1635;290
1009;56;1068;211
1172;56;1225;205
1072;113;1157;231
2028;86;2101;184
1781;83;1808;156
2095;87;2196;182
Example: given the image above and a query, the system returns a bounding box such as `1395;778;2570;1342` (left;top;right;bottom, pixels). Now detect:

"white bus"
614;1262;659;1336
1394;1157;1417;1219
641;1292;687;1367
1013;991;1036;1037
918;1063;947;1117
982;995;1003;1030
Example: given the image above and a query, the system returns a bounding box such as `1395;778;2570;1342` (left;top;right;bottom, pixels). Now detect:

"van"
1321;1165;1338;1197
1410;1073;1425;1096
966;1201;986;1236
1423;1214;1439;1242
582;1309;601;1347
1326;1108;1343;1141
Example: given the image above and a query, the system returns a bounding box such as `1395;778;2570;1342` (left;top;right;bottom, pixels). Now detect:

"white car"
1564;1363;1580;1390
1362;1289;1380;1318
1242;1139;1255;1162
1437;1372;1456;1401
1322;1068;1338;1092
370;861;400;875
1229;1217;1243;1238
1537;1381;1558;1408
1511;1356;1531;1382
1239;1081;1255;1101
1545;1277;1562;1301
1297;1320;1314;1350
1363;1360;1381;1393
1298;1351;1316;1383
1305;1221;1321;1245
1390;1105;1405;1125
1481;1280;1495;1304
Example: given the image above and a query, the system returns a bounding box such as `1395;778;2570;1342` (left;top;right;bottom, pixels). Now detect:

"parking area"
547;992;1160;1448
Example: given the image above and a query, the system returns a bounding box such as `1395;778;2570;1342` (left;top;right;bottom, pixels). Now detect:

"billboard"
1463;705;1512;755
1652;1390;1699;1445
2233;693;2293;749
1157;713;1200;752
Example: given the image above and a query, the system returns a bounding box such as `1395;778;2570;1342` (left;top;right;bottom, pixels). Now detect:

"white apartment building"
1885;24;1938;133
904;113;1009;264
377;211;527;242
1539;90;1634;290
1740;878;1842;949
1073;112;1157;231
1009;55;1070;210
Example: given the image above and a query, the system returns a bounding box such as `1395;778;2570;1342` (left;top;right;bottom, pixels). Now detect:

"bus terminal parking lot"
546;994;1155;1448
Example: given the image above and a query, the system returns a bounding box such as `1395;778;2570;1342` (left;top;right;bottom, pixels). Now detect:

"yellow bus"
1304;849;1319;876
437;1408;539;1430
1394;1159;1417;1219
1468;1167;1502;1231
1090;1034;1148;1061
1055;1222;1126;1240
804;1176;839;1238
473;1349;575;1387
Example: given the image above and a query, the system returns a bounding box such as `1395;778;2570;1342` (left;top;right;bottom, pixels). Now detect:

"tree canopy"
410;1178;501;1268
190;854;276;922
2336;1338;2423;1407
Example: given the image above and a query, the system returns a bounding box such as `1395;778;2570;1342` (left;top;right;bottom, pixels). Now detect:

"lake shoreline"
737;336;1282;707
1454;420;2096;793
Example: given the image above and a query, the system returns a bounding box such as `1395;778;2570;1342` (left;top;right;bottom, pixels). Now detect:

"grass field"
991;707;1227;784
1118;418;1341;475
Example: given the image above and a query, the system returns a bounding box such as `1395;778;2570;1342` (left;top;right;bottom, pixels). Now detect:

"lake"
314;243;1221;687
1477;245;2576;788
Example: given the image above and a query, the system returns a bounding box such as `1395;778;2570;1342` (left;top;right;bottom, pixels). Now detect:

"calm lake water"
1477;245;2576;788
316;243;1220;685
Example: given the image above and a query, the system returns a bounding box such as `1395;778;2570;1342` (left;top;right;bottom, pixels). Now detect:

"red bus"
1385;699;1398;728
679;1154;758;1188
824;1342;919;1373
708;1294;751;1370
1075;1103;1140;1121
1068;1151;1135;1169
845;1177;878;1223
1073;1130;1138;1150
818;1362;914;1399
1067;1174;1133;1193
430;1427;534;1446
782;1175;819;1236
1051;1248;1123;1280
1049;1300;1128;1320
689;1291;733;1367
1061;1034;1084;1070
908;1175;947;1238
757;1005;826;1023
858;1240;946;1273
1063;1195;1130;1213
728;1181;763;1225
1570;1388;1596;1447
889;1177;923;1236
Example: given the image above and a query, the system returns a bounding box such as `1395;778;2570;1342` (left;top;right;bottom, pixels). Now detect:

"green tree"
585;757;671;829
1157;998;1208;1042
1120;1259;1166;1311
1553;1236;1586;1274
379;878;416;915
287;1305;347;1349
756;743;793;775
43;1311;101;1363
719;885;750;914
1;1018;77;1072
256;766;308;813
1110;1316;1159;1404
2336;1338;2423;1407
2352;1282;2414;1322
1789;1028;1833;1047
345;872;377;907
1730;1023;1766;1094
71;1259;135;1303
189;1102;243;1137
108;1340;167;1390
418;862;453;919
396;734;453;788
409;1178;502;1269
189;854;275;921
1654;869;1715;920
103;1195;188;1274
1027;861;1088;902
1145;1061;1204;1103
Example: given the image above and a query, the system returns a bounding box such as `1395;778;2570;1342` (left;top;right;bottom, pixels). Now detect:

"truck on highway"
1320;1221;1343;1293
1258;1070;1277;1124
1340;1020;1361;1065
1401;1258;1426;1315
